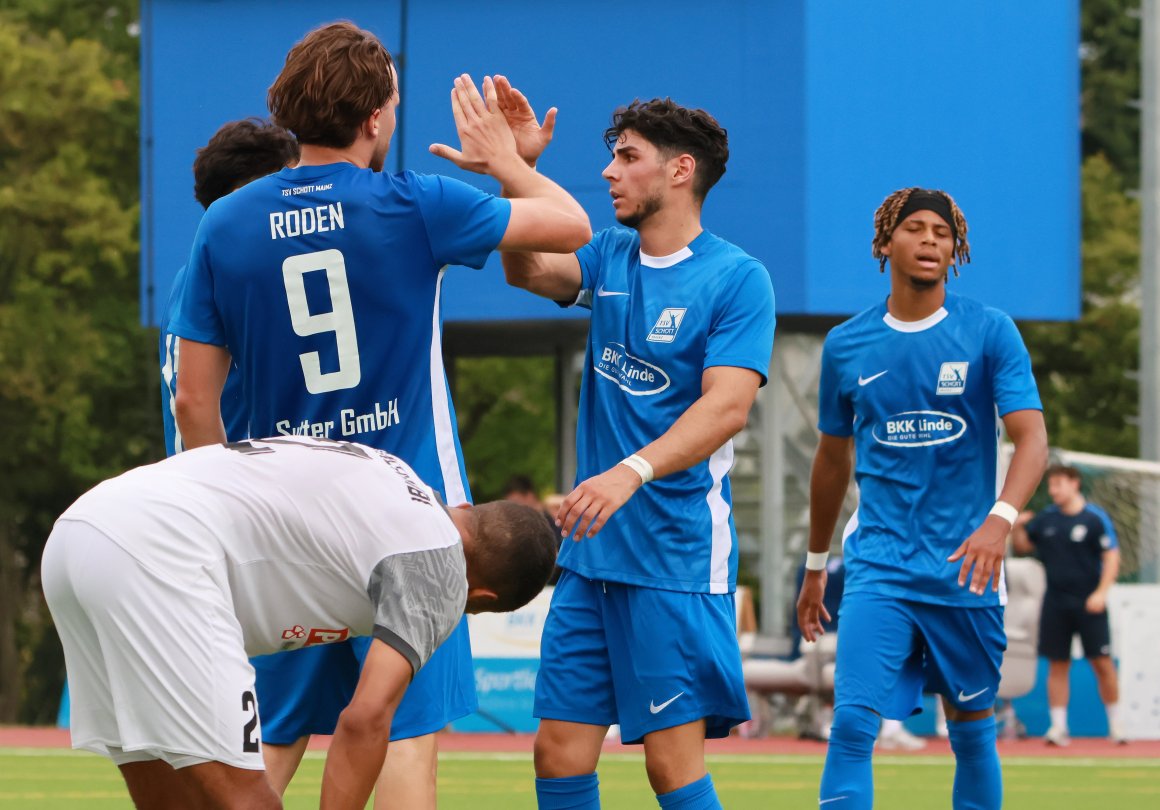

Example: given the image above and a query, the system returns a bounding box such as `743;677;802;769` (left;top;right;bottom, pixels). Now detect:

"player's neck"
635;204;702;257
886;278;946;322
296;143;372;170
1060;495;1086;516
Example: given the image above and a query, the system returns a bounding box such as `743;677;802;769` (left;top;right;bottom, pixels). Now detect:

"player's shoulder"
696;230;761;265
1083;502;1114;524
947;292;1015;328
825;300;887;348
592;226;640;253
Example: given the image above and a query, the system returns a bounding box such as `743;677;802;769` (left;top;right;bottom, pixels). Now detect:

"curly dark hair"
603;98;729;201
267;21;396;149
871;187;971;275
192;118;299;209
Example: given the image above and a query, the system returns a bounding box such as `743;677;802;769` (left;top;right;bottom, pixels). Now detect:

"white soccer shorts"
41;520;264;770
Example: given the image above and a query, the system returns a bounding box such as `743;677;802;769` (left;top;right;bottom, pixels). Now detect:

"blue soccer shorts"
834;591;1006;719
255;616;476;743
534;569;749;744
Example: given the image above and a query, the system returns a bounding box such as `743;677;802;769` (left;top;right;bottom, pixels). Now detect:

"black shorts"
1038;592;1111;660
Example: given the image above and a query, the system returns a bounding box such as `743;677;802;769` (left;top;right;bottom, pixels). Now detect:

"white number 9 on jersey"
282;249;362;393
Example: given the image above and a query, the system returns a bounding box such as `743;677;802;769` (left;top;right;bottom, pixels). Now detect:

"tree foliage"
1020;0;1142;457
455;356;558;501
1024;155;1140;455
1080;0;1141;185
0;7;158;722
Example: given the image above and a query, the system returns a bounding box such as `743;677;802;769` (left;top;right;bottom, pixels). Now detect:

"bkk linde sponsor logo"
872;410;967;447
595;342;671;395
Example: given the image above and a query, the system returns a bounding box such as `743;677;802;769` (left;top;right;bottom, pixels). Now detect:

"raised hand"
493;75;557;167
948;515;1010;595
429;74;521;175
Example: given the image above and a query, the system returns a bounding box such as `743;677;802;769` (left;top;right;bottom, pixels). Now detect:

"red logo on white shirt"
305;627;350;646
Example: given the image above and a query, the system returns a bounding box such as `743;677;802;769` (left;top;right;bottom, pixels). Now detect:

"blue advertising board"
141;0;1079;325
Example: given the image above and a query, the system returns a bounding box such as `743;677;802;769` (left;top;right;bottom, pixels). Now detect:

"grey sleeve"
366;544;467;675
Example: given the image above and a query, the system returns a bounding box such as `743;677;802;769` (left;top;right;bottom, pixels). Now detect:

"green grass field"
1;749;1156;808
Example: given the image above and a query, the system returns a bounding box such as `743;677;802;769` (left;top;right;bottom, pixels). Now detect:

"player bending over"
42;436;558;810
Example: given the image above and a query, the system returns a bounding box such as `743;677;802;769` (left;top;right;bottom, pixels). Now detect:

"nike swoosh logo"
596;285;629;297
857;370;888;386
958;687;989;702
648;692;685;714
819;798;849;805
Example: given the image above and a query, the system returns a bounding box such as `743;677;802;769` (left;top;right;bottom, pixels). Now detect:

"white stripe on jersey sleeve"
429;267;468;505
707;439;735;594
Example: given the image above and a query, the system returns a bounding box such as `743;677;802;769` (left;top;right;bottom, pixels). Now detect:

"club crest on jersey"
647;308;687;343
936;362;969;395
1071;524;1088;543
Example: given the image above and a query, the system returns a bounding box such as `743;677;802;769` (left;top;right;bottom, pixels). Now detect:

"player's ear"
671;153;696;188
465;588;499;614
879;238;893;258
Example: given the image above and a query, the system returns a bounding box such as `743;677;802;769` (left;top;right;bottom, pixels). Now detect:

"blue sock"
536;772;600;809
819;705;878;810
948;716;1002;810
656;773;721;809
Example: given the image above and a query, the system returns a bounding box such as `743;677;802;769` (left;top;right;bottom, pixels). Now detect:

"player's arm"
1009;510;1037;556
1087;547;1120;613
173;339;231;448
428;75;590;257
489;74;584;301
320;638;411;810
797;432;853;642
557;365;762;539
949;408;1048;594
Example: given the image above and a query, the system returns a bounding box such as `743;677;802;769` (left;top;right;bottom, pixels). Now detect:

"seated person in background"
42;436;558;810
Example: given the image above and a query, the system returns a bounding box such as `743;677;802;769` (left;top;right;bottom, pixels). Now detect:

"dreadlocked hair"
871;187;971;276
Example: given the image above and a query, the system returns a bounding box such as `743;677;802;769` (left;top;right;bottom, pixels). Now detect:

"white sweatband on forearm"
989;500;1019;525
619;453;654;484
805;551;829;571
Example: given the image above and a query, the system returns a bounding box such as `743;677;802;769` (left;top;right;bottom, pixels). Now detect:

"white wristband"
805;551;830;571
619;454;654;484
989;500;1019;525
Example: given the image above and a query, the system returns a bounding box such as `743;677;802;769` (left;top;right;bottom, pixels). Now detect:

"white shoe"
877;726;927;751
1109;721;1128;745
1045;725;1070;747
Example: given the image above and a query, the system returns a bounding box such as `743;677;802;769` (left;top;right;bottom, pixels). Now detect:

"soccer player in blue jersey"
159;118;299;455
498;87;775;810
796;187;1049;809
1012;465;1124;745
169;22;590;808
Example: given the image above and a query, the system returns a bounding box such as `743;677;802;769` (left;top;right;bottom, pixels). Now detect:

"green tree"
0;12;158;722
1024;154;1140;455
454;356;557;501
1081;0;1141;185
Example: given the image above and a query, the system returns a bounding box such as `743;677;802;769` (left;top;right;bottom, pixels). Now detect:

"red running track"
2;727;1157;759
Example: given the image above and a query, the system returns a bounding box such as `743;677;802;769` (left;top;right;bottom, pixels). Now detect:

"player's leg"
118;760;199;810
45;523;274;806
920;603;1004;810
373;619;476;809
533;571;616;808
607;585;749;808
1038;593;1077;745
252;642;362;793
374;733;438;809
1077;607;1123;741
822;593;926;810
262;736;310;793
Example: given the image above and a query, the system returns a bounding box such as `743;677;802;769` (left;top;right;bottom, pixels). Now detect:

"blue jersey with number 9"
170;163;511;503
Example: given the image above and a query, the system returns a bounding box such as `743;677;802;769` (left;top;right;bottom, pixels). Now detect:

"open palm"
493;74;557;166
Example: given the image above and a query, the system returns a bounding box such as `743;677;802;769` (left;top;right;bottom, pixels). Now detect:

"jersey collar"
881;296;950;333
639;230;710;268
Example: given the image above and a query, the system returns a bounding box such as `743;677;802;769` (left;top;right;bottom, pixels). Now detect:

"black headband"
893;190;956;243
